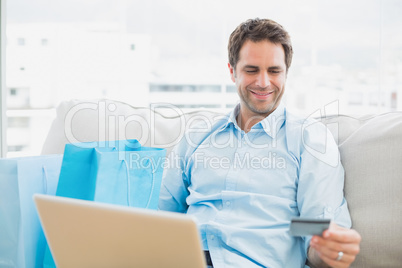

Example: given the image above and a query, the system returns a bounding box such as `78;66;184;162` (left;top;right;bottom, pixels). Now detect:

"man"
159;18;361;267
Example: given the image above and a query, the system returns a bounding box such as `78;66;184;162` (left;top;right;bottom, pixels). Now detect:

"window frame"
0;0;6;158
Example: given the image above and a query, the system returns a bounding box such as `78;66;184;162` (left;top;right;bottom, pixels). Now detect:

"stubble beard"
241;85;282;116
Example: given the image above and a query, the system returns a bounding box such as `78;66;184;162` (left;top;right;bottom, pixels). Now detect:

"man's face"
229;40;287;122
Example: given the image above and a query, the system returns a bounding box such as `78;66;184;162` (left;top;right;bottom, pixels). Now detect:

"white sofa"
42;99;402;267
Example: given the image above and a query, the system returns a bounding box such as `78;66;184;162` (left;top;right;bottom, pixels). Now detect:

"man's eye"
269;70;281;74
246;70;257;73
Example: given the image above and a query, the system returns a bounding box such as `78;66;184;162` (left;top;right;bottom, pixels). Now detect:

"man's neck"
235;104;282;133
236;110;269;133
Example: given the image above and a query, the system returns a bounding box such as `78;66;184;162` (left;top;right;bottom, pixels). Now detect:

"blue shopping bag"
0;155;63;268
43;139;166;268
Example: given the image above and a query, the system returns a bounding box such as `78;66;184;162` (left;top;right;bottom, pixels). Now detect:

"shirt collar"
218;103;286;138
259;103;286;138
217;104;241;133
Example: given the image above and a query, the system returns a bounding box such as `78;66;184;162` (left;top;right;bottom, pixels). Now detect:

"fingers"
318;251;355;268
309;225;361;268
310;238;357;268
324;225;362;244
311;235;360;255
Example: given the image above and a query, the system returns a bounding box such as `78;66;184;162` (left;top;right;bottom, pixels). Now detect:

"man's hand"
308;222;361;268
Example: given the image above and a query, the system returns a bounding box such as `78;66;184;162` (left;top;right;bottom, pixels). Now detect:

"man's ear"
228;63;236;83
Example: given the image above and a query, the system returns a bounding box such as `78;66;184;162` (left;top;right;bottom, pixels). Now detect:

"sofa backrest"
322;113;402;267
42;99;402;267
42;99;222;155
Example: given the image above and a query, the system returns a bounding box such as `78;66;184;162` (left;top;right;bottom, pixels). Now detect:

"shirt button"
326;207;333;213
225;201;231;206
210;235;215;240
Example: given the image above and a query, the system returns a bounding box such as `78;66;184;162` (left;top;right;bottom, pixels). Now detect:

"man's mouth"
250;90;274;99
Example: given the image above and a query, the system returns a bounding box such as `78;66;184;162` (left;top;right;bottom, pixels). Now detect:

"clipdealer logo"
63;100;341;167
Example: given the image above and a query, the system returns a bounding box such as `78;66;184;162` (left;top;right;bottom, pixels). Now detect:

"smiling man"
159;18;361;267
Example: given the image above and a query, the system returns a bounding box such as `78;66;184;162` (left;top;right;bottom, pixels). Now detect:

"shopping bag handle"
122;158;156;208
42;165;48;194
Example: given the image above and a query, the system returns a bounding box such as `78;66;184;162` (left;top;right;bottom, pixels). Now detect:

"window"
349;92;364;106
41;38;48;46
7;87;29;108
2;0;402;157
17;37;25;46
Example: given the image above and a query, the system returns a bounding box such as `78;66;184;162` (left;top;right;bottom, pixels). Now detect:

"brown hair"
228;18;293;72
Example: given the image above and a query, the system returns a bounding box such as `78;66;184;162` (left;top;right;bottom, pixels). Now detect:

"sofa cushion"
324;113;402;267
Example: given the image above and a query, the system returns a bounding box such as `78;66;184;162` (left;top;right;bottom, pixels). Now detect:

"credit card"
289;218;330;236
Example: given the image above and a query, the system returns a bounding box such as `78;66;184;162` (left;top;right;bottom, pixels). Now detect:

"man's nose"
256;72;270;88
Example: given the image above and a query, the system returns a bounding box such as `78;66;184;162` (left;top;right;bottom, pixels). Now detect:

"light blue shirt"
158;104;351;267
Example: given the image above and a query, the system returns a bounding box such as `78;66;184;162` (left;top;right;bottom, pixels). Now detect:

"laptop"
34;194;207;268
